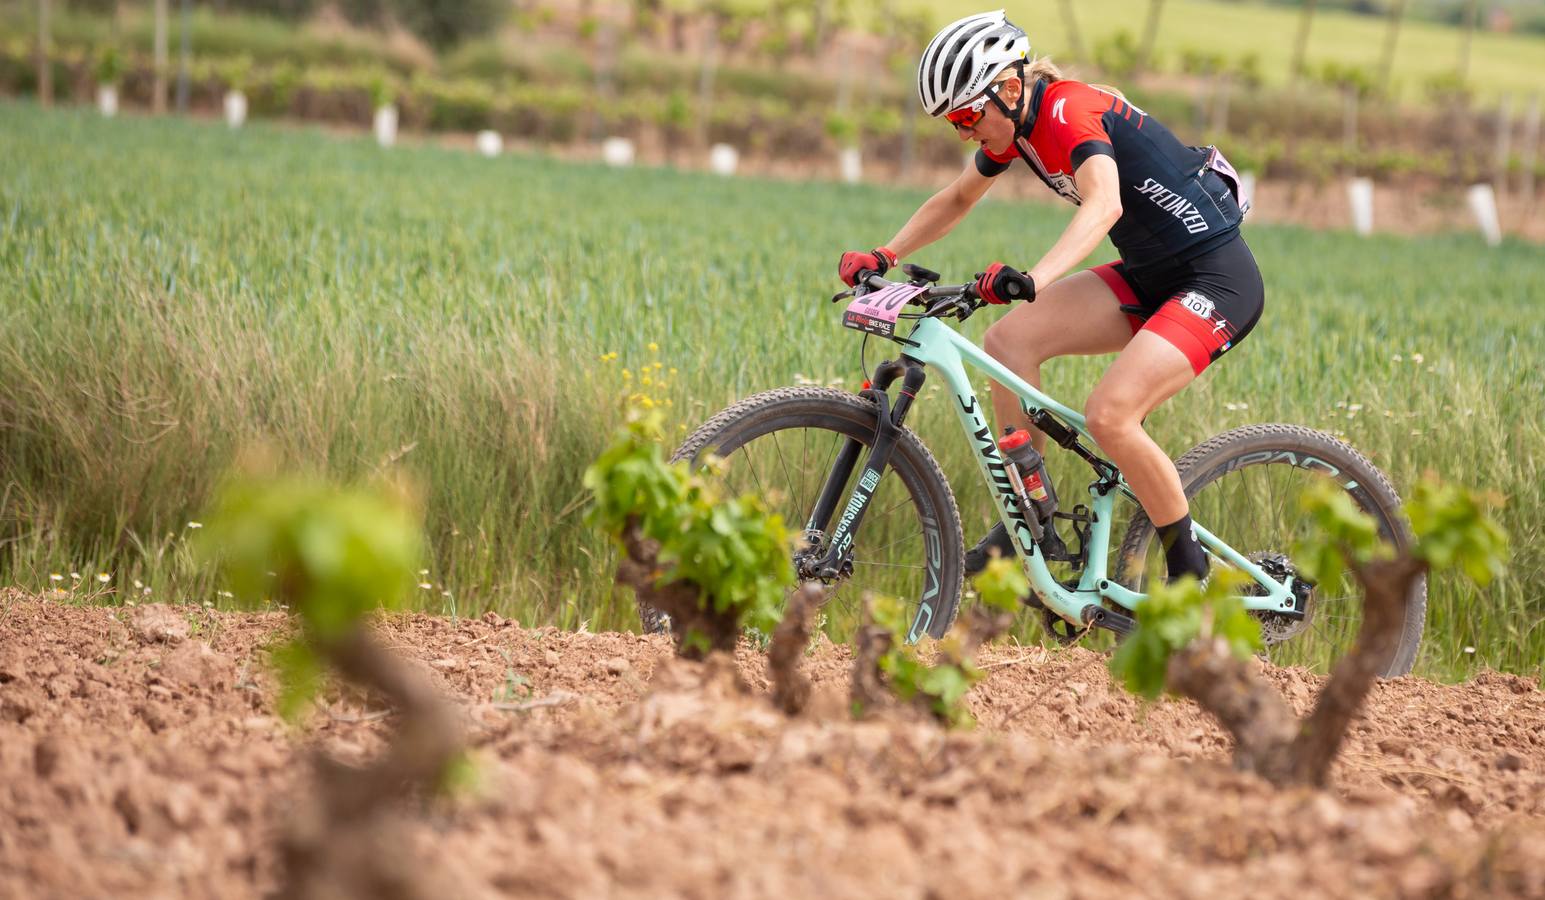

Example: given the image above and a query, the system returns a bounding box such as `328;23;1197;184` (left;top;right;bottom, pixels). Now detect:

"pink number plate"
843;283;927;338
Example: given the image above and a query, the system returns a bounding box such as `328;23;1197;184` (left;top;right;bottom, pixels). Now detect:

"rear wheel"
639;387;965;642
1114;424;1426;676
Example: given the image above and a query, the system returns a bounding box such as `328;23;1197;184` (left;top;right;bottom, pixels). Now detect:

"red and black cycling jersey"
975;79;1243;273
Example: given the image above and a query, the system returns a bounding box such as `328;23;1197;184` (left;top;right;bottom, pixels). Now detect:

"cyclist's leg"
1084;240;1265;578
1087;237;1266;525
982;269;1136;451
1083;332;1196;526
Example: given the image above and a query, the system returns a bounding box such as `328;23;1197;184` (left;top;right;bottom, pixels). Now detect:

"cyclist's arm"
1025;154;1123;291
882;163;996;260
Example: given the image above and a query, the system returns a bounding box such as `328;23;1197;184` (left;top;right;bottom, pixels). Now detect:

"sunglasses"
945;82;1003;129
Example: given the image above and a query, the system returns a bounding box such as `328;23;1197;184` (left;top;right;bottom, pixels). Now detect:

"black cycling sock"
1155;513;1209;584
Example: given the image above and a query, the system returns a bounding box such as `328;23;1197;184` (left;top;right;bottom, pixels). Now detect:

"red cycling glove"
838;246;897;286
974;263;1036;304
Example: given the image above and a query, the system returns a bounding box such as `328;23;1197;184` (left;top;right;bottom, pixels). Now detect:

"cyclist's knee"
1084;393;1142;446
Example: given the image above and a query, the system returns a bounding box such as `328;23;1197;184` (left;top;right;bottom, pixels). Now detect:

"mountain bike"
643;264;1426;676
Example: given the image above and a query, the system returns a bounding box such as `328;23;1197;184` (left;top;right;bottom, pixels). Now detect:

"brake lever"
832;268;888;303
920;290;978;321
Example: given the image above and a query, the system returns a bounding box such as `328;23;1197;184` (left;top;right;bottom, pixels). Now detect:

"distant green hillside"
4;0;1540;105
914;0;1545;102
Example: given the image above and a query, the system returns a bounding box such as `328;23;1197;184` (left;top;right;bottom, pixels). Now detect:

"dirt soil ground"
2;593;1542;899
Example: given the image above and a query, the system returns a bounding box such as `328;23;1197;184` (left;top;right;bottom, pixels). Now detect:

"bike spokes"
710;423;942;639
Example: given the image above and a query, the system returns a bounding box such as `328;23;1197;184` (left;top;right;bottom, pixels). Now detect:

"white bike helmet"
917;10;1030;117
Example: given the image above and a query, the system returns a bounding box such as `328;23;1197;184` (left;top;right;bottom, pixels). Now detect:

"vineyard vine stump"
767;583;821;715
615;518;738;660
1168;552;1427;787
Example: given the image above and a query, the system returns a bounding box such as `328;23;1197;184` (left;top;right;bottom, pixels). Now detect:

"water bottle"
998;427;1059;525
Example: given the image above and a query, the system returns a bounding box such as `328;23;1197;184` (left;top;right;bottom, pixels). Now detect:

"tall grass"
1;101;1540;679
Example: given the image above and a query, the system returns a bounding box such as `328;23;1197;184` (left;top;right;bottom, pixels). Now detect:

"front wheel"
640;386;965;642
1115;424;1426;676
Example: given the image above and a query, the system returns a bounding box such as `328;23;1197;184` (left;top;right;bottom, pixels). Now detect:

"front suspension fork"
804;358;926;579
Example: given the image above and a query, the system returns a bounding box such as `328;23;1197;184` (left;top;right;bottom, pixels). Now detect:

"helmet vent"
916;11;1030;118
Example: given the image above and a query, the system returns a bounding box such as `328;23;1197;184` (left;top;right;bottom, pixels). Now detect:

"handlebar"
843;272;985;321
857;272;965;297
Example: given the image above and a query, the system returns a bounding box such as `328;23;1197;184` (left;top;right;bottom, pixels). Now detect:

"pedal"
1079;604;1136;637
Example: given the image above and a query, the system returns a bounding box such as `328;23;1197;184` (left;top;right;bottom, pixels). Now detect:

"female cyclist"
838;9;1261;584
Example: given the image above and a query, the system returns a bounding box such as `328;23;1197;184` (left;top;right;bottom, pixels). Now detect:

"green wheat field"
2;101;1540;680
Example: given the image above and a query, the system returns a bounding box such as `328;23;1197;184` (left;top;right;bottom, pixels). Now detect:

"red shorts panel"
1090;262;1145;334
1144;298;1231;375
1088;239;1262;376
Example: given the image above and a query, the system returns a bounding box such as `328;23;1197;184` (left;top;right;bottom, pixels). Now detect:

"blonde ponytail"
997;55;1064;87
1088;82;1128;100
996;55;1126;100
1024;56;1063;84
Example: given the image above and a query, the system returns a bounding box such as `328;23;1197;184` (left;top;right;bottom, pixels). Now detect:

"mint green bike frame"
900;315;1299;627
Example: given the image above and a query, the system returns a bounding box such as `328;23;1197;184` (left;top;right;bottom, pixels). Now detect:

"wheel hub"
1246;552;1316;644
794;530;852;583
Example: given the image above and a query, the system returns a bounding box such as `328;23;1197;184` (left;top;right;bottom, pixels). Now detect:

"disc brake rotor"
1245;551;1315;645
793;530;852;586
